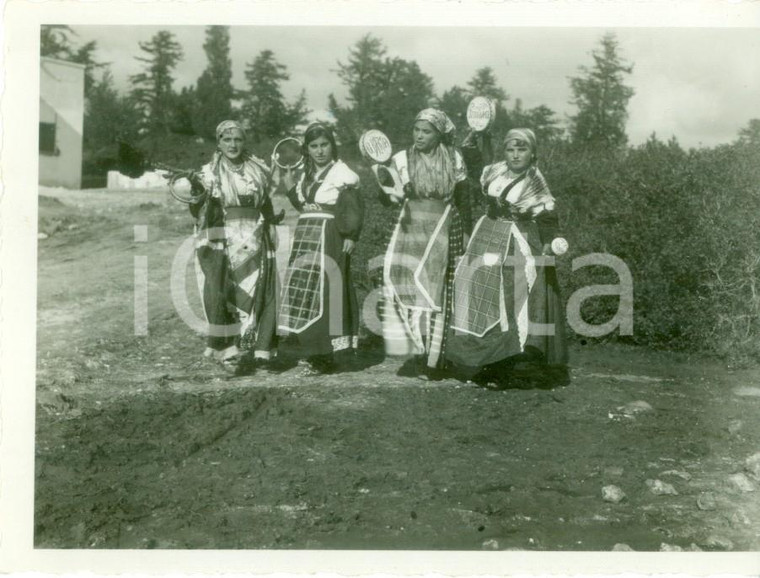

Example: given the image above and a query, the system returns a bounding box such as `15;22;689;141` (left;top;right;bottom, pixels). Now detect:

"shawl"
406;145;465;201
200;151;271;208
481;161;555;217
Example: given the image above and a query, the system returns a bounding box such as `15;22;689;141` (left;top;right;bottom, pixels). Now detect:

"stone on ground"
646;479;678;496
602;485;626;503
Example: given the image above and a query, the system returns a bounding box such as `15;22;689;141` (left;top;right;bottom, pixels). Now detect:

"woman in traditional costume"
447;128;568;386
380;108;470;379
278;122;364;375
188;120;281;370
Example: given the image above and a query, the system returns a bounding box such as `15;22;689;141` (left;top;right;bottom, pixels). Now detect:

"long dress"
190;152;279;361
446;161;568;368
381;144;469;370
278;159;364;357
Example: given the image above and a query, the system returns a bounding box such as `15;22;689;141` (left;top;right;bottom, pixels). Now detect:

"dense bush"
546;138;760;362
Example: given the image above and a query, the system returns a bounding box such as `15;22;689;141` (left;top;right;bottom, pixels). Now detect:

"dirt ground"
35;186;760;550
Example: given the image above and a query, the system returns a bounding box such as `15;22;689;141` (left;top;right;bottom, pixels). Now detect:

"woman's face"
504;139;534;174
307;135;333;168
413;120;441;153
218;128;245;162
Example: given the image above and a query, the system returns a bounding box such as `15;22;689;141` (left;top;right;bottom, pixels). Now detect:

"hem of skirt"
331;335;359;352
204;344;240;361
253;350;277;360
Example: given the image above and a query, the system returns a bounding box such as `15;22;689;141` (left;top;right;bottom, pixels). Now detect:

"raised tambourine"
359;129;393;164
272;137;304;169
466;96;497;132
551;237;569;256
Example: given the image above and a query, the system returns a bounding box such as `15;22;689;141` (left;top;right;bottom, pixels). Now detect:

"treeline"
43;26;760;363
43;27;641;177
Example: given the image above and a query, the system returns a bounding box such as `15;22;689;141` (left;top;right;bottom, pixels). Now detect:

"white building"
39;57;85;189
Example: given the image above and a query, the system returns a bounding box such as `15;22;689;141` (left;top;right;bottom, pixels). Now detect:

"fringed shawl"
481;161;555;217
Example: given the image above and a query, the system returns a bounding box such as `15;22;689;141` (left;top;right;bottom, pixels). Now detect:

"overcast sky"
70;25;760;148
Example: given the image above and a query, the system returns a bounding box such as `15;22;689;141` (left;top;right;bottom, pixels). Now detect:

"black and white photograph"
2;0;760;575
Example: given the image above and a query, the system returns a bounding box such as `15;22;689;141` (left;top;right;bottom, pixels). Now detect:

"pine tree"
331;34;435;146
737;119;760;147
509;100;564;143
40;26;106;96
129;30;184;137
467;67;508;104
241;50;307;142
439;85;470;134
40;25;76;59
569;33;635;148
84;70;140;151
193;26;234;140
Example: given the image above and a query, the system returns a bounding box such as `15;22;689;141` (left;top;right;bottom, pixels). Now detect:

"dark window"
39;122;57;155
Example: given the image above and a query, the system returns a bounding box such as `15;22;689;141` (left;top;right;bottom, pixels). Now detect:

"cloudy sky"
70;25;760;148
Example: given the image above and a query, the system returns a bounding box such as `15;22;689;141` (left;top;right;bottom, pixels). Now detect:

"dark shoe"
397;355;425;378
301;355;336;376
472;360;514;389
541;365;571;388
419;367;447;382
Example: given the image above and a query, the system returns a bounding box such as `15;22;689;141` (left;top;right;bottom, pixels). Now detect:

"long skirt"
194;215;278;360
278;213;360;356
446;216;567;368
381;199;464;369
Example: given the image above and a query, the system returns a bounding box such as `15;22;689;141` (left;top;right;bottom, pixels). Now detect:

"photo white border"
3;0;760;575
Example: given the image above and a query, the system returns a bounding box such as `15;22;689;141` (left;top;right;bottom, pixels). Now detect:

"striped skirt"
381;199;464;369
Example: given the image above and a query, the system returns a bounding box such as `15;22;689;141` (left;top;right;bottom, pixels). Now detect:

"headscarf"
407;109;461;200
215;120;247;142
199;120;270;207
414;108;456;136
503;128;537;161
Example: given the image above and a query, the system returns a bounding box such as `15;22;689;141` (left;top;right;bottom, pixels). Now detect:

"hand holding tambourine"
155;165;207;204
271;137;304;191
359;130;405;203
463;97;497;166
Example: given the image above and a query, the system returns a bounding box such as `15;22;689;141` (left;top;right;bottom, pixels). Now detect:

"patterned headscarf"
414;108;456;136
504;128;537;158
215;120;247;142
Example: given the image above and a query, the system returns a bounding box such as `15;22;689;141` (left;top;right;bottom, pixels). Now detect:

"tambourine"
359;129;393;164
155;164;207;205
272;137;304;169
170;174;207;204
551;237;569;256
359;130;404;202
466;96;497;132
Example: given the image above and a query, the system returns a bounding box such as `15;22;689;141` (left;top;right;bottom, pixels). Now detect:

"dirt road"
35;187;760;550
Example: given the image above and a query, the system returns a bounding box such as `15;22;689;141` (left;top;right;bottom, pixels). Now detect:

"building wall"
39;57;85;189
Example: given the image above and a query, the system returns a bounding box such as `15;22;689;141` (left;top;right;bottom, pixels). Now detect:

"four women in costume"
186;114;567;385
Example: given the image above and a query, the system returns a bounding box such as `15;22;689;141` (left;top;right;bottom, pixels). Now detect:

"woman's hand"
461;128;476;147
542;242;552;256
303;203;320;212
342;239;356;255
279;167;298;191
